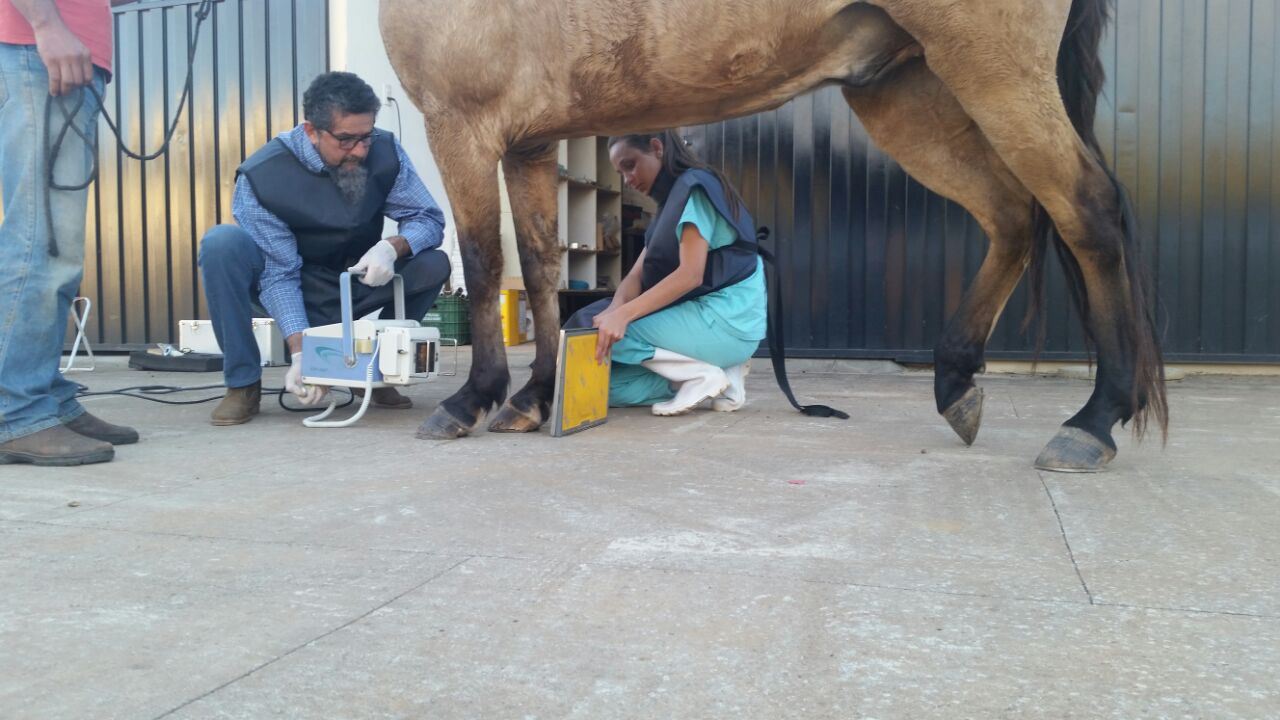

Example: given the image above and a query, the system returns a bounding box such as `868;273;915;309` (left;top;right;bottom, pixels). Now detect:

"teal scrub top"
676;187;767;343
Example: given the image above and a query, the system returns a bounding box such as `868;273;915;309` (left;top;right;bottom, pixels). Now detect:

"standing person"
0;0;140;466
566;130;766;415
198;71;450;425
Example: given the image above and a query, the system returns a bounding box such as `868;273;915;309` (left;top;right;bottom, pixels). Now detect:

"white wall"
328;0;466;290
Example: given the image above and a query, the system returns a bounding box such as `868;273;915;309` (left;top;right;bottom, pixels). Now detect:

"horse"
379;0;1167;472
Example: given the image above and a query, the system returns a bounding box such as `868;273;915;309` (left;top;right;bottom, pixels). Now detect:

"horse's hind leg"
489;143;562;433
844;60;1034;446
415;116;509;440
879;0;1167;471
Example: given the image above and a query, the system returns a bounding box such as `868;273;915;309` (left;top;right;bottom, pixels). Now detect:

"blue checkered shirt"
232;124;446;338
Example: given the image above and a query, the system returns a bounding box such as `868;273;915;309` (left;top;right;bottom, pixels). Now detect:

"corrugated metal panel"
80;0;328;348
687;0;1280;362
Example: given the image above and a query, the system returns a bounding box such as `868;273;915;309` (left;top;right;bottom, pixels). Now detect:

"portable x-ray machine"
299;272;443;428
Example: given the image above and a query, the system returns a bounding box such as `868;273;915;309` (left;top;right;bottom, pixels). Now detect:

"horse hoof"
415;407;478;440
941;386;983;446
488;401;544;433
1034;427;1116;473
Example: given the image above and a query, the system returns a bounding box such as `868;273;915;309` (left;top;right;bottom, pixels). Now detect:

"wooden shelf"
565;137;596;181
559;167;621;194
566;246;620;256
503;138;623;295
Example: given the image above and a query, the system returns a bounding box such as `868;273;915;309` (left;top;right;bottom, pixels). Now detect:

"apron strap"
756;227;849;420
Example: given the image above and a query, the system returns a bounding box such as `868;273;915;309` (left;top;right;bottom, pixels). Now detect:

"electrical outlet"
383;83;395;103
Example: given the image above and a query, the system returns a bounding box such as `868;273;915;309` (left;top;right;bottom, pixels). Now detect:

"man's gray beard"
332;162;368;205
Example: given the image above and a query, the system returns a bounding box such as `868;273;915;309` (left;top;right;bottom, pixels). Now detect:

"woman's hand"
592;306;631;364
589;226;707;364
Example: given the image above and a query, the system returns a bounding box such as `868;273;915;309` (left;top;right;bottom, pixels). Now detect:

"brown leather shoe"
0;425;114;466
65;411;139;445
353;386;413;409
211;381;261;426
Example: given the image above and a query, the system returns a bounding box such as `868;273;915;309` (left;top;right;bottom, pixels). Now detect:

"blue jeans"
198;225;451;388
0;44;105;443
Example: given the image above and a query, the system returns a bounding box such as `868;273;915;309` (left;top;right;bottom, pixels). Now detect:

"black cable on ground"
74;383;356;412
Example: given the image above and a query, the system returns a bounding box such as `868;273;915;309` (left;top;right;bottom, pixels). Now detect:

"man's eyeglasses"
321;128;378;150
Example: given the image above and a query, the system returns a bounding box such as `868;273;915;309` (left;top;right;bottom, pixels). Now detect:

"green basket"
423;295;471;345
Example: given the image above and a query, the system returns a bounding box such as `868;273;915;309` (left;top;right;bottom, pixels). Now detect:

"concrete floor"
2;347;1278;719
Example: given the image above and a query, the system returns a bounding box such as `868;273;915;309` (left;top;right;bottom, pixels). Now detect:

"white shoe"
642;348;730;416
712;360;750;412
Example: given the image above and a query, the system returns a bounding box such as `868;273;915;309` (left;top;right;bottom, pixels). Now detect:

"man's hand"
285;352;329;406
33;21;94;97
348;239;399;287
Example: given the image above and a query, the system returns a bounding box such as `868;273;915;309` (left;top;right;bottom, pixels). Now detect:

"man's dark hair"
303;72;381;130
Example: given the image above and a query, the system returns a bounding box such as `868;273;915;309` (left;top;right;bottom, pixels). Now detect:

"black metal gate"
687;0;1280;363
81;0;328;349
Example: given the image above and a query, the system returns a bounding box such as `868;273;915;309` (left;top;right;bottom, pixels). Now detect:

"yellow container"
500;289;532;345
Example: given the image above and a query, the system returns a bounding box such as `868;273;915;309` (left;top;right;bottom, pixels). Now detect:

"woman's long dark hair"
607;130;745;218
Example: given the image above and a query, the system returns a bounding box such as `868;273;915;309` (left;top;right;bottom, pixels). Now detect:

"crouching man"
198;71;450;425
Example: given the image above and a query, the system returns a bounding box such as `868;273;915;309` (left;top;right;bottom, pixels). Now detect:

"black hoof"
1034;427;1116;473
941;386;983;446
415;407;481;440
488;400;545;433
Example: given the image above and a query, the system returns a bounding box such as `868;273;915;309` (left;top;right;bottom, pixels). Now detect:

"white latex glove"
285;352;330;406
348;239;398;287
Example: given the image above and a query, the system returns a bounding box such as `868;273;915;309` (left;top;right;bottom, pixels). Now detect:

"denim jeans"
198;224;451;388
0;44;105;443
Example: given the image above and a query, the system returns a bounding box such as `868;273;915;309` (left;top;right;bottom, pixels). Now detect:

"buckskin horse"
380;0;1167;472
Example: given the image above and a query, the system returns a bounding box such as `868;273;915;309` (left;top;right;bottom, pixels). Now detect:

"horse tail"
1024;0;1168;441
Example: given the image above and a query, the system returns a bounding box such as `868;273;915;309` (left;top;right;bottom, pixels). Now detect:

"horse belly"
560;2;919;136
382;0;917;145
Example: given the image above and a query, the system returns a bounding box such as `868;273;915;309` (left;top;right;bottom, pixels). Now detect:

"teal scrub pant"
578;300;760;407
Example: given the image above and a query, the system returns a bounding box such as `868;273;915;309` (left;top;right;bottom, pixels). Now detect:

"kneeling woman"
568;130;765;415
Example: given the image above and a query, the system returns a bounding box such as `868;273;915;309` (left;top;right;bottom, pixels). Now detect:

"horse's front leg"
489;144;563;433
415;119;509;440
